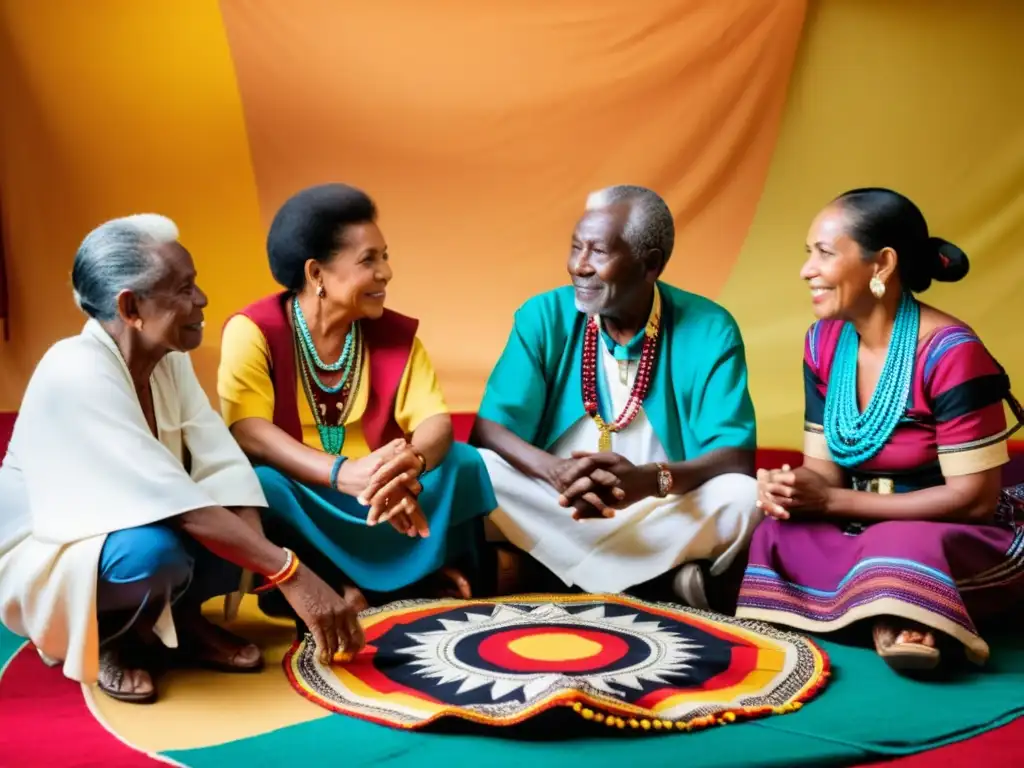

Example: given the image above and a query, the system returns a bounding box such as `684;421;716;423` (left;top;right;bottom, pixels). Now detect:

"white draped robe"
0;321;266;683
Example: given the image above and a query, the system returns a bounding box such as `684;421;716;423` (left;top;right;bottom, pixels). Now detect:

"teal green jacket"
477;282;756;462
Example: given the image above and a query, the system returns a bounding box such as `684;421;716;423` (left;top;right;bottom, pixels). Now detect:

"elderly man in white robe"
0;215;365;704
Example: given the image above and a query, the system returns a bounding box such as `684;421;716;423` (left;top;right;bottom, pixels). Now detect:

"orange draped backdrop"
2;0;1022;451
0;193;7;341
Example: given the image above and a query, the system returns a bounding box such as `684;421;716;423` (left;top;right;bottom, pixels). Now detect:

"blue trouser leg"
96;523;242;639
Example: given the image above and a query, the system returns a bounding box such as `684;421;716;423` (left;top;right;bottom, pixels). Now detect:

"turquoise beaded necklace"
293;299;357;384
291;298;362;455
823;291;920;468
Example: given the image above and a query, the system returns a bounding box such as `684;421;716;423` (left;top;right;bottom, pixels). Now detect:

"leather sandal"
97;647;157;704
873;621;941;673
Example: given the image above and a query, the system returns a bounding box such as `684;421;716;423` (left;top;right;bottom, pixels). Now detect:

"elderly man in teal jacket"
471;185;760;608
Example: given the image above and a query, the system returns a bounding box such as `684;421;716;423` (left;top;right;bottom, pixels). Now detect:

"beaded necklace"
823;291;920;468
581;288;661;452
291;299;363;455
293;299;358;390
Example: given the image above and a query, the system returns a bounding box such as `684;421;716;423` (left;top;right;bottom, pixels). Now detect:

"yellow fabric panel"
218;314;446;458
719;0;1024;449
0;0;273;409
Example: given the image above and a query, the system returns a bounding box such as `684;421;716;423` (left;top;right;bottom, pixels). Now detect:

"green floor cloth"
0;624;22;669
164;631;1024;768
3;620;1021;767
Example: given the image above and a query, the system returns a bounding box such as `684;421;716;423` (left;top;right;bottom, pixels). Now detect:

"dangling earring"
316;282;326;299
869;274;886;299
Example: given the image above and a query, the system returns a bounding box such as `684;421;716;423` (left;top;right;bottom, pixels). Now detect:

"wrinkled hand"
278;564;366;664
363;443;425;517
361;442;430;536
365;443;427;499
342;583;369;614
755;464;830;520
369;485;430;537
335;439;425;535
544;454;625;519
562;451;659;519
339;438;406;496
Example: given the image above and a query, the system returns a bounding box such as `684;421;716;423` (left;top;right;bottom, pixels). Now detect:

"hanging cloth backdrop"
0;193;8;341
285;594;830;734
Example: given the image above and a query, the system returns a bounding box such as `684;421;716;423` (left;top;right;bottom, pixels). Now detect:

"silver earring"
316;283;326;299
869;275;886;299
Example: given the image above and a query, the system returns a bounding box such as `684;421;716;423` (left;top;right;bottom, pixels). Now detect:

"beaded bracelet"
253;548;301;593
329;455;347;490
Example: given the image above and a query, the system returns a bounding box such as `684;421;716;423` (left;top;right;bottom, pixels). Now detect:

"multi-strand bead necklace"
292;298;363;455
581;291;662;452
823;291;919;467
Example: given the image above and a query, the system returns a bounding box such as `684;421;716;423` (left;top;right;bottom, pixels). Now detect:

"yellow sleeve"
393;336;449;434
217;314;276;427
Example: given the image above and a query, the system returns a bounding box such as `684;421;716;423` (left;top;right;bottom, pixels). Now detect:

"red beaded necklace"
581;290;661;452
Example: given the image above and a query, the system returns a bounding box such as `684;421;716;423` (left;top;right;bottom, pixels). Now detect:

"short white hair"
585;185;675;263
71;214;179;321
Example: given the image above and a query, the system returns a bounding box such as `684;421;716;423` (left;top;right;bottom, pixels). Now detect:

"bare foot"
395;566;473;601
495;547;523;596
98;646;156;704
873;620;941;673
176;610;262;671
434;566;472;599
895;628;937;648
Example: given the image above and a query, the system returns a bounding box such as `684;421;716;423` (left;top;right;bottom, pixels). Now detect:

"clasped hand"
341;438;430;537
548;451;655;521
755;464;830;520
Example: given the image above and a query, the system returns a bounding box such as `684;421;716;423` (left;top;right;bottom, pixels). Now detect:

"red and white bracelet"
253;548;301;593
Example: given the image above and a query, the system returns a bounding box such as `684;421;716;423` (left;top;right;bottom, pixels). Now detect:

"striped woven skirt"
736;484;1024;663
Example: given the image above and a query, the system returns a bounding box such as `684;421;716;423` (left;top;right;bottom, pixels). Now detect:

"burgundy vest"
228;292;419;450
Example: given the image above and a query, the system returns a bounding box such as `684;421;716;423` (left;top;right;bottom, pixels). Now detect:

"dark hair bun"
927;237;969;283
833;188;971;294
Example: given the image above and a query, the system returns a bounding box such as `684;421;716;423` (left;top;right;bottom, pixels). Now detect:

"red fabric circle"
476;627;629;672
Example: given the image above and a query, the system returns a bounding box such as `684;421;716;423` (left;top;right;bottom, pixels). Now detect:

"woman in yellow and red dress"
217;183;496;614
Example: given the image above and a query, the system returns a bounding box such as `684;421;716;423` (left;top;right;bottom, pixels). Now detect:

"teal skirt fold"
255;442;496;593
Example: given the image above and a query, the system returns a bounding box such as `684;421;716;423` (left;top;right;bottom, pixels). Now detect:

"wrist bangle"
329;455;347;490
253;548;301;593
654;462;673;498
411;448;428;475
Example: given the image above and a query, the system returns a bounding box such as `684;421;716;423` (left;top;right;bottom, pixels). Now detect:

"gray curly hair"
585;185;675;264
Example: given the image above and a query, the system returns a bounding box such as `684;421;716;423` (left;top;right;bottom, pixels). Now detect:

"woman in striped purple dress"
736;188;1023;675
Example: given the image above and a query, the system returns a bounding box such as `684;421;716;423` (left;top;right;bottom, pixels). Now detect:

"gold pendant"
597;425;613;452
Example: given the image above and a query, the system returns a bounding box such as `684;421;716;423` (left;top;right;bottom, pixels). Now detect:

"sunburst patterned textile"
285;594;830;733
